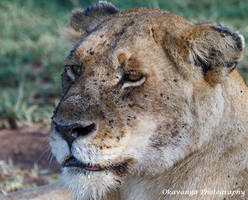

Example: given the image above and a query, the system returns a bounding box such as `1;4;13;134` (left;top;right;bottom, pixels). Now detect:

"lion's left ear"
164;23;245;84
64;1;119;43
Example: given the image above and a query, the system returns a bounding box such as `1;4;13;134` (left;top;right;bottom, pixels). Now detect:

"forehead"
65;9;162;61
67;24;145;65
66;9;192;67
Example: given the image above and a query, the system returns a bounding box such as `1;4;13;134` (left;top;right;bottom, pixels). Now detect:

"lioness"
50;2;248;200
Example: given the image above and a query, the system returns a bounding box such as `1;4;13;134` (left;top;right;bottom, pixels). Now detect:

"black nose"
53;121;97;147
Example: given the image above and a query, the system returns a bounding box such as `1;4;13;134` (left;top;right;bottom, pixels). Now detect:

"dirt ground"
0;123;61;194
0;123;59;171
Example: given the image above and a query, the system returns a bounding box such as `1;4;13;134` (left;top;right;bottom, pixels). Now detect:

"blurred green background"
0;0;248;195
0;0;248;128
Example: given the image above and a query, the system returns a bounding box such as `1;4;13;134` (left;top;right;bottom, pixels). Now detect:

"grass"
0;0;70;127
0;159;59;196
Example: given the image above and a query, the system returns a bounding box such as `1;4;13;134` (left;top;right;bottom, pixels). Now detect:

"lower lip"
62;157;103;171
63;157;129;174
84;166;102;171
63;165;103;171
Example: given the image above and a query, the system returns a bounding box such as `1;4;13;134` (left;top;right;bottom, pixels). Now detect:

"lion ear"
64;1;119;43
165;23;245;84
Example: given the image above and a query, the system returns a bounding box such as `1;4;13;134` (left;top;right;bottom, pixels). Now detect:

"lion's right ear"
64;1;119;43
162;23;245;84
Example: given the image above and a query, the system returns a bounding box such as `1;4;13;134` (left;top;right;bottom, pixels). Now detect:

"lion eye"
65;65;81;82
71;65;81;75
124;70;143;81
122;70;146;88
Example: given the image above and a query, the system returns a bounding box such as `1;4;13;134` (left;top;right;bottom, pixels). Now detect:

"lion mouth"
62;156;130;174
62;156;103;171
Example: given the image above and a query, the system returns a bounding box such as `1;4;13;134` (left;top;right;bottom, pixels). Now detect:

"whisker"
48;151;56;167
37;148;50;162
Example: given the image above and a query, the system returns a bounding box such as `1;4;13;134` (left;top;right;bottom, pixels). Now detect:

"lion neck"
120;136;248;200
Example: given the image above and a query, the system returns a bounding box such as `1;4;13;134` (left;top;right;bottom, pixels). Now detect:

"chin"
61;167;122;200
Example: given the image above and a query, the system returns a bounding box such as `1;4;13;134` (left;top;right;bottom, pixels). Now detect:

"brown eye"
70;65;81;76
124;70;143;82
64;65;81;82
121;70;146;89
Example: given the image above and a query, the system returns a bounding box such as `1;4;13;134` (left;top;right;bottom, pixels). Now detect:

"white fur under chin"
61;167;121;200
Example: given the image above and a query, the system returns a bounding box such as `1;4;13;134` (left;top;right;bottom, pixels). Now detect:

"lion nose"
53;120;97;147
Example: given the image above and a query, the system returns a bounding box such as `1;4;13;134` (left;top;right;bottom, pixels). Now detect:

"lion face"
50;2;244;199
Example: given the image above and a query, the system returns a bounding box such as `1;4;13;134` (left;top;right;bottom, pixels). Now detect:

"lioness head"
50;2;245;199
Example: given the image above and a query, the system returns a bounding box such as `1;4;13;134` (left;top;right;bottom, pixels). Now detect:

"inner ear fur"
64;1;119;43
164;23;245;84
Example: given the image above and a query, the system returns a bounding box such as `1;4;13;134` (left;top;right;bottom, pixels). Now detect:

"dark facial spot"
109;119;114;125
85;94;91;101
86;48;94;55
89;71;95;76
106;73;110;76
144;94;148;98
100;34;104;38
167;97;170;100
121;91;131;100
127;116;136;121
100;146;103;150
151;27;155;41
110;161;130;176
100;111;105;119
112;90;119;95
171;130;179;137
160;93;164;97
173;79;178;82
116;136;120;141
240;90;243;93
115;28;125;37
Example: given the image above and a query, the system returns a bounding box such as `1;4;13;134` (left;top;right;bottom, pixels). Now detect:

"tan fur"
51;2;248;200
